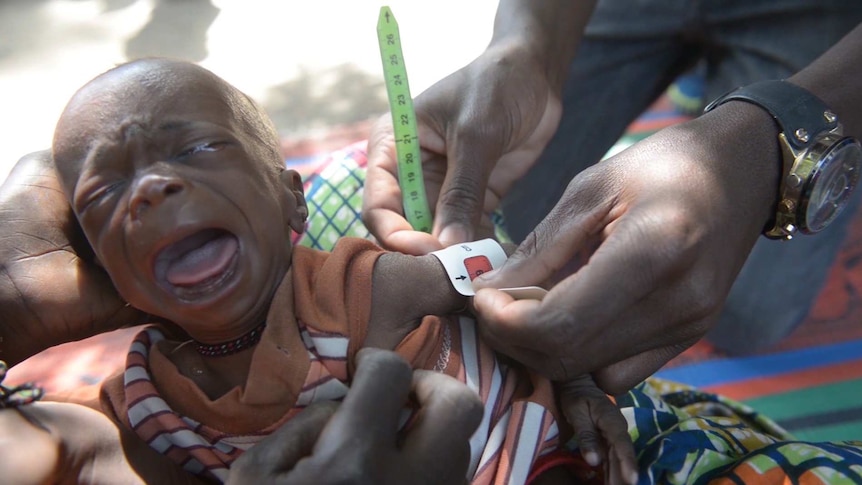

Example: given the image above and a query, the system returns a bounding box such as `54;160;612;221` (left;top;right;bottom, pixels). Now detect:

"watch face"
802;137;862;233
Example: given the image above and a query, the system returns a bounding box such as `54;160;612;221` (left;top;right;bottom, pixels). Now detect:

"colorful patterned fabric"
617;378;862;484
297;146;372;249
656;339;862;443
293;141;512;250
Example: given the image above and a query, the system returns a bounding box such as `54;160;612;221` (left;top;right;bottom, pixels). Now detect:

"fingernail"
439;225;468;247
584;451;600;466
473;270;496;285
629;471;639;484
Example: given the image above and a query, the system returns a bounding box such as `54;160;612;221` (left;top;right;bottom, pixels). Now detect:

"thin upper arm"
363;253;465;350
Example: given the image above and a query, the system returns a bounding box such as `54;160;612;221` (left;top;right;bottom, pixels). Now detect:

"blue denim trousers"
500;0;862;354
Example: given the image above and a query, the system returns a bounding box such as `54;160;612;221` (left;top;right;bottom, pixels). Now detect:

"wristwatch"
704;80;862;240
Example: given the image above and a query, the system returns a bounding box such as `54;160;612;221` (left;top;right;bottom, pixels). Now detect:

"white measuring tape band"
430;238;550;300
430;239;507;297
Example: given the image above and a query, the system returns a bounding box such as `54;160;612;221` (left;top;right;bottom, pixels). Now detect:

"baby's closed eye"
176;141;229;159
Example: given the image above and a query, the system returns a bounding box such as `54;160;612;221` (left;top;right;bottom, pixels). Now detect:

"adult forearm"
790;22;862;138
489;0;596;91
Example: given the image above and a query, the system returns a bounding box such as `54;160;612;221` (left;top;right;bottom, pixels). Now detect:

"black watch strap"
704;80;838;151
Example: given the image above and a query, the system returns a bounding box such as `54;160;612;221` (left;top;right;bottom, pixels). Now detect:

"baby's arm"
363;251;466;349
557;374;638;485
363;239;517;349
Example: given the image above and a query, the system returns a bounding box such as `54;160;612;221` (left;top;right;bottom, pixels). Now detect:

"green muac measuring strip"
377;6;433;233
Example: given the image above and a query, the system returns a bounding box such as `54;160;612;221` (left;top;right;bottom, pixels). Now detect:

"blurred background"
0;0;496;182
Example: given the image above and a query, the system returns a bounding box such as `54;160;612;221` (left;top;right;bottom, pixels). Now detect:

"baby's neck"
166;263;292;400
196;351;256;399
166;340;256;400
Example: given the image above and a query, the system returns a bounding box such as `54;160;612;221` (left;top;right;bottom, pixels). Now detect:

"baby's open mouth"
154;229;239;295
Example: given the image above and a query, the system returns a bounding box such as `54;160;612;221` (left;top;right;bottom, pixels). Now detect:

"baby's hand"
557;374;638;485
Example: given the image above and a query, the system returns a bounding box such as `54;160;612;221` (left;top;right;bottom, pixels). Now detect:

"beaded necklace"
193;321;266;357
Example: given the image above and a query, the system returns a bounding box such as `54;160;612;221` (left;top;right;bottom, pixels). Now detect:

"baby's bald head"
52;58;283;193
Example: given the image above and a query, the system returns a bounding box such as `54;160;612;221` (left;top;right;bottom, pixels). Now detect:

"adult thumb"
434;133;503;247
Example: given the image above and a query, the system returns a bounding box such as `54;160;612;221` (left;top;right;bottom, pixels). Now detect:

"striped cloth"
122;328;248;482
106;239;564;484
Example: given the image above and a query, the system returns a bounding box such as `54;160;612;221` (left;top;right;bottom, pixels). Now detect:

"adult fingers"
473;171;612;290
475;207;704;382
228;401;339;482
0;151;147;364
432;114;505;247
363;117;420;250
591;338;700;396
400;369;483;480
312;348;413;456
363;116;445;255
554;192;702;334
472;288;560;364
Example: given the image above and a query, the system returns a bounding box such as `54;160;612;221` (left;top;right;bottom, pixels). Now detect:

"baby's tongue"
166;235;238;286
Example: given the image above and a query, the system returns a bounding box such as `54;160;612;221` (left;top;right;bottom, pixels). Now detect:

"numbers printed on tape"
377;6;433;233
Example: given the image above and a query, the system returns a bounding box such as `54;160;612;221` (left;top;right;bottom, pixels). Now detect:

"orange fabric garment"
53;237;563;484
99;238;387;435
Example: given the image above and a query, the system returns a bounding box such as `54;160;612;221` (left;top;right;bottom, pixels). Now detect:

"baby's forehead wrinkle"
87;130;126;163
72;136;116;191
113;114;181;144
121;120;149;141
158;120;194;132
79;117;155;169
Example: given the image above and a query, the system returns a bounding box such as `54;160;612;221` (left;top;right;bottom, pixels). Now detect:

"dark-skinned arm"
0;151;147;366
0;401;206;485
489;0;595;92
363;252;466;350
473;23;862;395
363;0;596;255
790;23;862;137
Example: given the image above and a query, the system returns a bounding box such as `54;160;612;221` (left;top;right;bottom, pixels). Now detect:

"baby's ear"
279;169;307;234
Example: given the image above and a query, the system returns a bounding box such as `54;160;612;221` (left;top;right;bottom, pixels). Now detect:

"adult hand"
0;151;147;365
228;348;483;485
0;402;62;485
363;42;563;255
0;400;203;485
557;375;637;485
472;103;781;395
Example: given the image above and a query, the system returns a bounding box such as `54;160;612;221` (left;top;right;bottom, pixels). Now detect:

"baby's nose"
130;173;185;221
